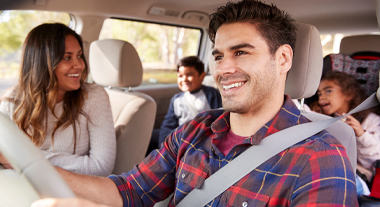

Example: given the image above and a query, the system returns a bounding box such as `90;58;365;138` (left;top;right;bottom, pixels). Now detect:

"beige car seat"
89;39;157;174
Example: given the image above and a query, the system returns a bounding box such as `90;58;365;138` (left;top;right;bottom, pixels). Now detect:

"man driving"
32;0;357;206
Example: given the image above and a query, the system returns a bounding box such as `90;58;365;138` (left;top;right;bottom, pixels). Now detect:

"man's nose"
215;56;236;77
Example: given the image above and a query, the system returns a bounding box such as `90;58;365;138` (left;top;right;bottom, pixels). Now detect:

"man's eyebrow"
230;43;255;51
322;86;333;90
211;49;221;56
212;43;255;56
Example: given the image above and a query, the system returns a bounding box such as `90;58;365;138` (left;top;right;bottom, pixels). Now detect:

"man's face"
212;22;280;114
177;66;205;92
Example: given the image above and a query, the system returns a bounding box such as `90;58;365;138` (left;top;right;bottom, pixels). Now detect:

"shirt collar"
211;95;301;145
189;85;204;94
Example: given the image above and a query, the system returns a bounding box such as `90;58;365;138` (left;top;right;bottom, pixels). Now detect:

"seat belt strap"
177;93;379;207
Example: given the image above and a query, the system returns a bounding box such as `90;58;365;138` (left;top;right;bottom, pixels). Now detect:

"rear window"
99;18;202;86
0;10;71;94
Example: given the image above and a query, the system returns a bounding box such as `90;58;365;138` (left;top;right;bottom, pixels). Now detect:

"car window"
0;10;71;94
99;18;202;86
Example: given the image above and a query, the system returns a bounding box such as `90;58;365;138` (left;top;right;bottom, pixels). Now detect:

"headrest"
89;39;143;87
340;35;380;55
285;23;323;99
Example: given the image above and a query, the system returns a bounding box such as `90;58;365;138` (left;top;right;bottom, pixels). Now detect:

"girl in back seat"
316;71;380;192
0;23;116;176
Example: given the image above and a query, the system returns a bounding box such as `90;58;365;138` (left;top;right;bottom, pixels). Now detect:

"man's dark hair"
208;0;296;56
177;56;205;75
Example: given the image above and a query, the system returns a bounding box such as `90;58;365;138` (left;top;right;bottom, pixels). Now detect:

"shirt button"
211;148;215;153
182;173;186;178
242;201;248;207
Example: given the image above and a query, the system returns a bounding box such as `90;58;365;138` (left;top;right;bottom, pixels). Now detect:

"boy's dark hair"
321;71;370;123
208;0;296;56
177;56;205;75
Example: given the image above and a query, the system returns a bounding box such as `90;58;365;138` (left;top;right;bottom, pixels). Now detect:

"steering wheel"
0;113;75;202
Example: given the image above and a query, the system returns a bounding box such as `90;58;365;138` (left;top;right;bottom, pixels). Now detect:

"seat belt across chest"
176;93;380;207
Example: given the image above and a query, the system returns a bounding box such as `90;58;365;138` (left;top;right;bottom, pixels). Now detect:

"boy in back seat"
158;56;222;145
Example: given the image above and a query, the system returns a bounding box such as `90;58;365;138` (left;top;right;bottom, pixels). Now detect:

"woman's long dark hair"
10;23;89;152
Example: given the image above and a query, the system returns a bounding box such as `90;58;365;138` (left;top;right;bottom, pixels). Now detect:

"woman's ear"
277;44;293;74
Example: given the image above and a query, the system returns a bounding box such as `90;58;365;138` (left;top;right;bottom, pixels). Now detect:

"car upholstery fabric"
90;39;157;174
90;39;143;87
284;23;323;99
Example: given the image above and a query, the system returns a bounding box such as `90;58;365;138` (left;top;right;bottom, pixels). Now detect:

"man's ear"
277;44;293;74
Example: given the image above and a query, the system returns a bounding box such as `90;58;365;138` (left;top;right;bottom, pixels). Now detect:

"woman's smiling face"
54;34;85;101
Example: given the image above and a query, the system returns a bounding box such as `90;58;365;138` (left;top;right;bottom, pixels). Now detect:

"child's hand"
0;152;13;169
341;113;365;137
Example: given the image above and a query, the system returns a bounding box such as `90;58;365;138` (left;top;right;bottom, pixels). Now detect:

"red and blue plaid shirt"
109;96;357;206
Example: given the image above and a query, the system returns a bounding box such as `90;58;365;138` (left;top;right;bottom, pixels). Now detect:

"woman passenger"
0;23;116;176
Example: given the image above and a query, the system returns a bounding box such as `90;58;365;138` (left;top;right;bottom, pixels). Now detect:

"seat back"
285;23;357;170
340;35;380;55
90;39;157;174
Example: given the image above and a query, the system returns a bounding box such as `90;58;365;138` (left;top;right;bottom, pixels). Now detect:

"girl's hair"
9;23;89;152
321;71;370;123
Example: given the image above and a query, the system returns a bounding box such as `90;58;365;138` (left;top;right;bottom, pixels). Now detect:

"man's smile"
222;81;246;91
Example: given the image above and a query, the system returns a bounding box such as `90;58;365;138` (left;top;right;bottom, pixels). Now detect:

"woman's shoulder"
0;88;16;119
82;83;110;104
0;87;16;99
0;88;16;107
83;83;106;92
83;83;108;97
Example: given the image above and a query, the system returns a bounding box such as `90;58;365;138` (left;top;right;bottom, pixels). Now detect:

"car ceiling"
1;0;379;34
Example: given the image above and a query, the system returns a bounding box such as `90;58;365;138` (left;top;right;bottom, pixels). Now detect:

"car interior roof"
1;0;379;35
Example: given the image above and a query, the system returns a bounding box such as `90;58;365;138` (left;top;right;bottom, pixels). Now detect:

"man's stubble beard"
221;60;277;115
